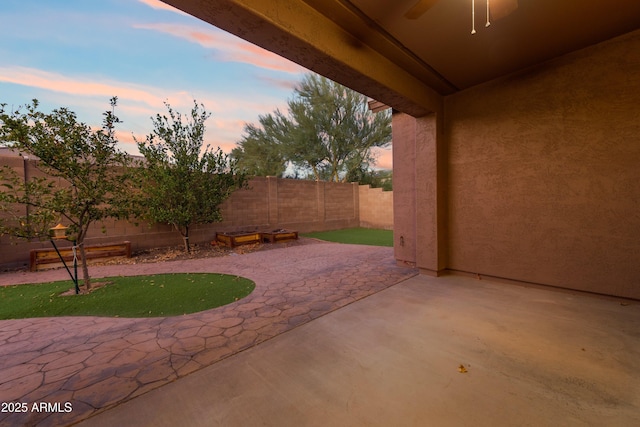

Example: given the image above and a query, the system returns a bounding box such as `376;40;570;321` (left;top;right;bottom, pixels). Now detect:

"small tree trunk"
75;225;91;291
78;240;91;291
183;226;190;253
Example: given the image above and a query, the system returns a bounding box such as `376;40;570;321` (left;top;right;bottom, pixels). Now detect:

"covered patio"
1;1;638;425
79;272;640;426
162;0;640;298
4;240;637;426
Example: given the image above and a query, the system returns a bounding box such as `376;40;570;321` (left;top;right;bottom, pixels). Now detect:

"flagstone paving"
0;242;417;426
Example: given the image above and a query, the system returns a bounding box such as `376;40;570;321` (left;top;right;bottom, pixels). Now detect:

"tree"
136;101;247;253
0;98;136;290
233;74;392;182
231;115;287;177
346;167;393;191
0;164;60;241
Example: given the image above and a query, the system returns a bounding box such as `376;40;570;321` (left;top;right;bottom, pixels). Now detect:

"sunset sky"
0;0;392;169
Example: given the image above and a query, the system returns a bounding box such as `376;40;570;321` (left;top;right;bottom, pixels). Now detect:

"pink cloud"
372;147;393;170
0;65;292;156
133;23;306;74
0;66;164;109
0;66;236;118
137;0;188;15
109;130;147;157
209;140;238;154
120;127;237;157
256;75;299;91
211;118;245;133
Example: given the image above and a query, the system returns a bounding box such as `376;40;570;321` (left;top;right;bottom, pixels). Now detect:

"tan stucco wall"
445;30;640;299
392;112;448;274
392;113;417;267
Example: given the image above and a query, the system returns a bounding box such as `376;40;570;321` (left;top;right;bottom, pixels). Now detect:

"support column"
414;113;447;276
392;111;447;274
392;112;417;267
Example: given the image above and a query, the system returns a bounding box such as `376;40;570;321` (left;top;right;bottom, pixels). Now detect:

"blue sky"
0;0;392;168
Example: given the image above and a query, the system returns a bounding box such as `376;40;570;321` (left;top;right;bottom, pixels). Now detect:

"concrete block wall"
277;179;320;224
219;177;270;227
1;166;393;270
0;155;26;221
216;177;364;233
359;185;393;230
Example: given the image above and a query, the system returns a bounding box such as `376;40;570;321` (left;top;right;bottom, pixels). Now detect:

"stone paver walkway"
0;242;417;426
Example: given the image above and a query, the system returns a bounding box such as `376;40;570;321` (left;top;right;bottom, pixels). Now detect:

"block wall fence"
0;155;393;270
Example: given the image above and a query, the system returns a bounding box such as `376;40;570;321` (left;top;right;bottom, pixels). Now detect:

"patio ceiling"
309;0;640;93
163;0;640;115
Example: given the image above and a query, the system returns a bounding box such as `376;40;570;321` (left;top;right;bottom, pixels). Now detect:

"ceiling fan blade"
404;0;440;20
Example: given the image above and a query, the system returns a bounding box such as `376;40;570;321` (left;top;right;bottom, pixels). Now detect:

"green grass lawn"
0;273;255;320
302;227;393;247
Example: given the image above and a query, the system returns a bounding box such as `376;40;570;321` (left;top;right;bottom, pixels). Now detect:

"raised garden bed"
261;229;299;244
215;231;262;248
30;241;132;271
215;229;298;247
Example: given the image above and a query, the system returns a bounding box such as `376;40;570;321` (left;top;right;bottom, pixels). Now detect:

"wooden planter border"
30;241;132;272
215;230;298;247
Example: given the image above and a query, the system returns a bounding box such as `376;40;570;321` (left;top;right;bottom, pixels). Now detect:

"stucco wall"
392;113;418;266
445;30;640;298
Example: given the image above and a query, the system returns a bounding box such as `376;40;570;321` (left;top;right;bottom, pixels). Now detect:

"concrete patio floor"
79;275;639;427
2;242;639;426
